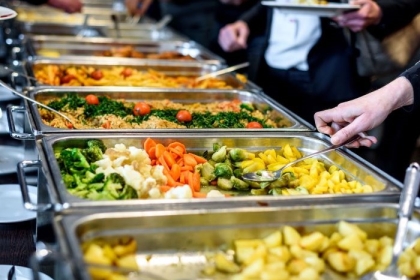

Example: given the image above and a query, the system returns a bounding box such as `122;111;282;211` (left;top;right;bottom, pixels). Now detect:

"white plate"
0;7;17;20
0;184;37;223
262;1;360;17
0;145;24;174
0;265;53;280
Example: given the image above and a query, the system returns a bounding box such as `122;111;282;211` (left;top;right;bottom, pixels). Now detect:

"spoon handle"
195;62;249;82
280;133;362;171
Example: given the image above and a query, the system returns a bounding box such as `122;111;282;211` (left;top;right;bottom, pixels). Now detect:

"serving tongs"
195;62;250;82
0;80;76;129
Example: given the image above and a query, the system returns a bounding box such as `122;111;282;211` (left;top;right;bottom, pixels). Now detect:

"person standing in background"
125;0;219;48
217;0;420;124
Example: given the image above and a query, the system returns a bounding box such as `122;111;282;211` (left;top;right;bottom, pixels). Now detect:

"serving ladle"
242;133;364;182
0;80;76;128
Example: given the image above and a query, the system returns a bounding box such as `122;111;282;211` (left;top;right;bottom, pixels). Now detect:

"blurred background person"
218;0;420;124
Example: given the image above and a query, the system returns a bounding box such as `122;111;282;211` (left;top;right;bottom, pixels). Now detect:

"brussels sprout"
200;177;209;186
269;177;288;188
233;168;243;178
247;181;263;189
214;163;233;178
217;177;233;190
231;176;250;190
201;162;216;182
250;189;268;195
212;145;227;162
213;143;222;152
229;148;254;162
270;188;284;196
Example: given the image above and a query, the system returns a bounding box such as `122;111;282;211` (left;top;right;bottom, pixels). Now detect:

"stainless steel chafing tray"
17;21;186;40
23;58;258;91
50;203;419;280
8;87;312;137
17;133;401;214
24;36;224;65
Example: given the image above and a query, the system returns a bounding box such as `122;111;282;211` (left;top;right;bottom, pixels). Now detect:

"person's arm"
314;76;415;147
400;62;420;111
125;0;154;16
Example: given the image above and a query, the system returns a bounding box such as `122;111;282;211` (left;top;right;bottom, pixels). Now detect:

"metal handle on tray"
7;105;35;140
393;162;420;257
17;160;53;212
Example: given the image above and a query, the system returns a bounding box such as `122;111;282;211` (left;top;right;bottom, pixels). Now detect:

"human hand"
218;20;249;52
125;0;153;16
333;0;382;32
47;0;82;13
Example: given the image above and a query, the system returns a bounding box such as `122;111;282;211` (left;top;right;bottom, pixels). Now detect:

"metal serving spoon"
195;62;250;82
242;133;363;182
360;162;420;280
0;80;76;128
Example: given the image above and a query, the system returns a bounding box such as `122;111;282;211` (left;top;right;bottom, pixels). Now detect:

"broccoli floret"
61;173;75;188
104;173;126;199
87;139;107;153
120;185;138;199
82;171;105;184
60;148;90;174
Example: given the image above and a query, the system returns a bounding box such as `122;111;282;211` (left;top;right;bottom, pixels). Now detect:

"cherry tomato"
133;102;151;116
85;94;99;105
121;68;133;78
60;74;76;84
176;110;192;122
102;121;111;129
246;121;263;128
66;122;74;129
90;70;103;80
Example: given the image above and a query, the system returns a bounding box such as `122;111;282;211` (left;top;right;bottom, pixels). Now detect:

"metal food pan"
12;87;312;136
18;133;401;214
24;36;223;64
23;58;257;91
17;22;107;38
52;203;417;279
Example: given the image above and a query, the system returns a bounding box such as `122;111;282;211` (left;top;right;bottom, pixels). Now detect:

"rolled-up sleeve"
400;62;420;111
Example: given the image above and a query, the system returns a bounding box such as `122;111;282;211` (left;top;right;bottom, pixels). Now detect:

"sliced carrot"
168;142;186;154
180;172;185;184
180;165;193;172
158;155;170;173
163;151;176;168
170;163;181;181
176;158;184;166
193;192;207;198
187;172;194;190
144;138;157;153
192;172;201;192
151;159;156;165
163;168;177;187
169;147;184;158
159;185;171;193
155;143;166;159
210;180;217;186
147;146;157;160
184;154;198;167
189;153;207;164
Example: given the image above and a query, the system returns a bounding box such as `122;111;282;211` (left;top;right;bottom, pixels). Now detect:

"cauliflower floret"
148;187;162;199
139;177;158;198
206;190;226;198
115;165;144;194
112;155;128;167
128;146;151;165
151;165;167;185
164;185;193;199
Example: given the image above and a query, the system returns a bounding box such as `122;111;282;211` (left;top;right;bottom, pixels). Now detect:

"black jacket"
241;1;420;103
401;62;420;111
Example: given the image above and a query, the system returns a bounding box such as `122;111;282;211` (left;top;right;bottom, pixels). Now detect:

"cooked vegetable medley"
40;94;287;129
55;138;375;201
